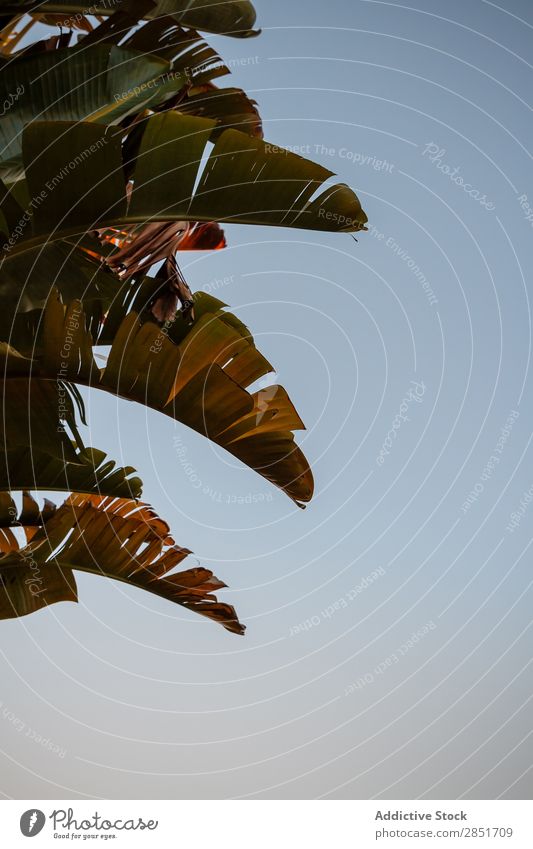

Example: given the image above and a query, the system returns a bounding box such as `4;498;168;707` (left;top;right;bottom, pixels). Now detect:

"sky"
1;0;533;800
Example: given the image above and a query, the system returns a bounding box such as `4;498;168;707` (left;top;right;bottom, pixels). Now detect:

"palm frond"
1;0;259;39
0;288;314;506
0;493;244;633
9;115;366;255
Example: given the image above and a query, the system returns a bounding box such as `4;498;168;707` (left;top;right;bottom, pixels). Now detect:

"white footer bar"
0;800;531;848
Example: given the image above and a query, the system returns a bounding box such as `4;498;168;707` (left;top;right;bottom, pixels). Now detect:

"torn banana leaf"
11;115;366;253
0;490;56;527
108;17;229;87
175;83;263;138
0;493;244;633
0;446;143;498
2;289;314;506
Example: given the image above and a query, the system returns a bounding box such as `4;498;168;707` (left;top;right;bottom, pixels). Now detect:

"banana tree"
0;0;368;634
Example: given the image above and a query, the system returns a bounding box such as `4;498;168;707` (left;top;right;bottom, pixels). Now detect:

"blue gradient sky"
1;0;532;800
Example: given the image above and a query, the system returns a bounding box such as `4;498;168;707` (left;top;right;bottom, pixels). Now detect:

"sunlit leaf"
0;288;314;506
0;493;244;633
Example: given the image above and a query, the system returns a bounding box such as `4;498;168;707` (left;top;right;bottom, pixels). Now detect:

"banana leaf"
0;345;143;496
111;17;229;83
0;45;173;182
0;446;143;497
0;13;233;178
11;115;366;254
0;238;120;316
0;493;244;633
0;289;314;506
0;184;123;348
0;490;56;527
175;83;263;137
3;0;259;38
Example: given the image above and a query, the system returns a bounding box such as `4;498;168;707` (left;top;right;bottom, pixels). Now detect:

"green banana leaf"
175;84;263;137
0;6;239;181
9;115;366;255
0;45;173;182
8;0;259;37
